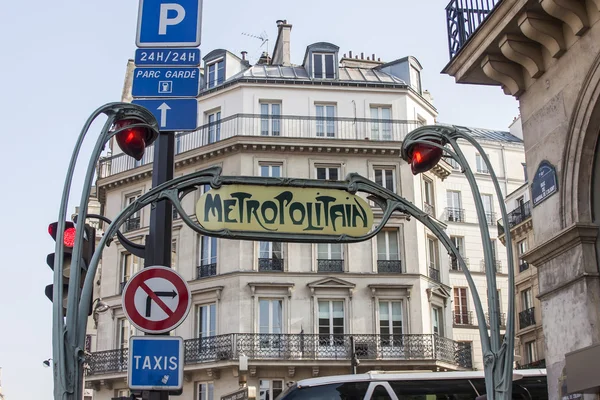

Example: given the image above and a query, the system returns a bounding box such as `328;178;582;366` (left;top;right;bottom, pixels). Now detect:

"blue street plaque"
531;160;558;207
128;336;184;391
132;99;198;131
136;0;203;47
135;48;201;66
132;67;199;98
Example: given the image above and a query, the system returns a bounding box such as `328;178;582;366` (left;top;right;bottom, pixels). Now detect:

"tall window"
259;164;283;270
259;299;283;349
316;165;340;181
313;53;335;79
446;191;463;222
315;104;336;137
119;253;137;293
377;230;400;261
454;288;469;325
171;240;177;269
476;153;489;174
260;103;281;136
117;318;131;349
259;379;284;400
410;65;422;94
525;341;537;364
318;300;344;345
427;237;439;269
450;236;465;270
423;178;435;216
521;288;533;310
432;306;443;336
317;243;343;272
124;193;141;232
379;301;402;346
206;59;224;88
518;240;528;271
198;382;214;400
481;194;494;225
206;110;221;144
197;304;216;338
370;106;392;140
374;167;396;192
200;236;217;267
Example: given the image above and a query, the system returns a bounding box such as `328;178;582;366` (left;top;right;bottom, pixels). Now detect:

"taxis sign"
195;185;374;236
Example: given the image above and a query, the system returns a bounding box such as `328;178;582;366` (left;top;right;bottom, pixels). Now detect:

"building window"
197;303;216;338
198;382;214;400
259;241;283;271
171;239;177;269
260;103;281;136
379;301;403;346
476;153;489;174
374;167;396;192
447;156;460;170
197;235;217;278
410;65;422;94
481;194;494;225
119;253;137;294
116;389;129;398
377;230;401;273
318;300;344;346
315;104;336;137
450;236;465;270
259;379;284;400
454;288;469;325
518;240;529;272
117;318;131;349
370;106;392;140
261;163;282;178
317;243;343;272
525;341;537;364
521;288;533;310
522;163;528;181
423;178;435;216
206;59;224;88
446;191;463;222
427;236;440;281
206;110;221;144
312;53;335;79
124;192;141;232
316;165;340;181
432;306;443;336
259;299;283;349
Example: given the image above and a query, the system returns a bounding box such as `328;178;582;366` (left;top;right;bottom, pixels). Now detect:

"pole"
144;130;174;400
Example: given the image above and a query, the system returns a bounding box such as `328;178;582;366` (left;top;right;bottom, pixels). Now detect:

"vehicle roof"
294;369;547;388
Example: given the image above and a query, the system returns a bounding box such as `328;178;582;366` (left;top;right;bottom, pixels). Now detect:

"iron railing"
519;307;536;329
497;201;532;236
450;256;469;271
453;310;474;326
97;114;422;178
485;312;507;328
480;259;502;273
318;259;344;272
377;260;402;273
519;261;529;273
517;359;546;369
484;211;496;226
445;207;465;223
86;333;472;375
429;266;441;282
123;216;140;232
258;258;284;272
197;263;217;279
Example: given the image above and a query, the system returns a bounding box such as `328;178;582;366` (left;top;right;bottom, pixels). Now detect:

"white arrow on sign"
157;102;172;128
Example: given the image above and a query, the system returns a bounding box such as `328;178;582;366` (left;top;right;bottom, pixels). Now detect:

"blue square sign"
132;99;197;131
136;0;203;47
128;336;183;390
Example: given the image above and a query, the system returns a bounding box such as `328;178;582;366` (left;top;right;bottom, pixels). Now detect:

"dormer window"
313;53;335;79
206;58;225;88
410;64;421;94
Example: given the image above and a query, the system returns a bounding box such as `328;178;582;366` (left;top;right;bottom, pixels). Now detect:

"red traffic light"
48;222;76;248
408;142;443;175
113;118;153;161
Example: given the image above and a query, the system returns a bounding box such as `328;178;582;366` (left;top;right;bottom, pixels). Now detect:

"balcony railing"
453;311;474;326
123;216;140;233
485;312;507;328
318;259;344;272
377;260;402;273
429;266;441;282
86;333;472;375
197;263;217;279
258;258;284;272
517;359;546;369
497;201;532;236
97;114;422;178
519;261;529;273
519;307;536;329
445;207;465;223
450;256;469;271
445;0;503;59
484;211;496;226
480;259;502;273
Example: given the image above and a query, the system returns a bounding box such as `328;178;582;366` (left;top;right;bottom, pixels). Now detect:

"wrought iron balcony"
377;260;402;273
479;259;502;273
497;201;532;236
318;259;344;272
423;202;436;218
97;114;422;178
445;207;465;223
484;211;496;226
450;256;469;271
258;258;284;272
519;261;529;273
519;307;536;329
485;312;507;328
197;263;217;279
123;216;140;232
85;333;472;375
516;359;546;369
453;310;474;326
429;266;441;282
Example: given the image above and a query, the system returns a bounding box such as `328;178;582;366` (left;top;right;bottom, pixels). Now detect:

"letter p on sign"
159;4;185;35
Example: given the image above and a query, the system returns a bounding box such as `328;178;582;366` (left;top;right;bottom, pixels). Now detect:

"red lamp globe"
408;142;443;175
113;118;153;161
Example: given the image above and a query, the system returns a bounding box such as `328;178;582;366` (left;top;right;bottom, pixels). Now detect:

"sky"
0;1;518;399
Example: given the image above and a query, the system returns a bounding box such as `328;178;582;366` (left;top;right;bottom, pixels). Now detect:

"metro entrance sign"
122;266;191;334
136;0;203;48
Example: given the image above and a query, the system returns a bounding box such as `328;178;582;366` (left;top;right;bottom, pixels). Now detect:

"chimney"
272;19;292;66
349;50;353;58
361;52;364;59
241;51;247;60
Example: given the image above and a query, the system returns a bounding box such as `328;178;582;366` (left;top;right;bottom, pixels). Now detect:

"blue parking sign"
136;0;203;47
128;336;184;390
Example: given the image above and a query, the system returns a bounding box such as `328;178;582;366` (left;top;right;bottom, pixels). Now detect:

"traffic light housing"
406;142;444;175
113;118;157;161
46;221;96;315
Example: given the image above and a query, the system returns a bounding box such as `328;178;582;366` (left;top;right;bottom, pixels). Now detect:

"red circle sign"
122;266;191;334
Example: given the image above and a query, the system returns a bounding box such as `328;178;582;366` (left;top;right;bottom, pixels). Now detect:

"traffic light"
46;221;96;315
113;118;157;161
406;142;444;175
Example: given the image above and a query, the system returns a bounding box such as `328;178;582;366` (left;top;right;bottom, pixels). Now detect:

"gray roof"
235;65;406;85
453;125;523;143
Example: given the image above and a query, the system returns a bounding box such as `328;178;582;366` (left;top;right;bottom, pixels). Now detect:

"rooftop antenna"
242;31;269;62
